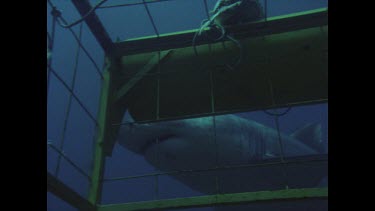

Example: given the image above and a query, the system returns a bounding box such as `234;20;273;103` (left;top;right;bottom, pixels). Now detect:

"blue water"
47;1;328;210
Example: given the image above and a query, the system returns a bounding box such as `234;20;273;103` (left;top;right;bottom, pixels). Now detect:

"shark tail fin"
291;123;326;153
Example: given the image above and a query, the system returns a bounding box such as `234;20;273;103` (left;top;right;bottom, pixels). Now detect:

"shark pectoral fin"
123;109;135;123
264;151;275;158
291;123;325;153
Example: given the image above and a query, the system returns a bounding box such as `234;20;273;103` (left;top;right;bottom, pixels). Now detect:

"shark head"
117;114;219;171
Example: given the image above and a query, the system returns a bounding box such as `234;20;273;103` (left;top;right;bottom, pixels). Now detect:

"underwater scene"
47;0;328;210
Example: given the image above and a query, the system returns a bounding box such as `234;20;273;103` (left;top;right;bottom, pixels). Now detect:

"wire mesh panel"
104;143;156;178
158;172;215;199
47;0;105;209
47;0;327;210
102;177;155;204
47;142;60;173
118;25;328;122
91;0;327;41
57;158;91;198
61;99;97;175
266;0;328;17
94;0;218;40
47;76;71;149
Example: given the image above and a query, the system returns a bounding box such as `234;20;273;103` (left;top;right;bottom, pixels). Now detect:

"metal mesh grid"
47;0;328;209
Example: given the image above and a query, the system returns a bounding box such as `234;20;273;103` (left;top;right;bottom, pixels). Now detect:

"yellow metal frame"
82;7;328;210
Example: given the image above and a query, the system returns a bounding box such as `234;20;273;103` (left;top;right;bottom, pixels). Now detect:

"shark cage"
47;0;328;210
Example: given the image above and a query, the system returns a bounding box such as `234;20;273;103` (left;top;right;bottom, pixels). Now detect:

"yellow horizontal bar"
124;7;328;42
98;188;328;211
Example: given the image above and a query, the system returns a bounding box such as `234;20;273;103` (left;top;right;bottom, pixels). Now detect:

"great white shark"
116;112;327;196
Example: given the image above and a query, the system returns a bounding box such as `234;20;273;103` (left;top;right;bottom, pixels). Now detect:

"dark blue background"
47;1;328;210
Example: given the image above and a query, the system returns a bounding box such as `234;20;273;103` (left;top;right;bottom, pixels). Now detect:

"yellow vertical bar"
88;58;113;206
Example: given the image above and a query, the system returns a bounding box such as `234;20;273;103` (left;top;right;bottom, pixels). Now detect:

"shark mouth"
139;134;177;154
